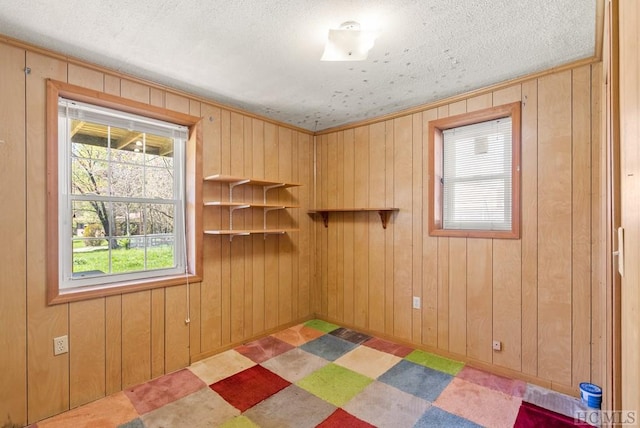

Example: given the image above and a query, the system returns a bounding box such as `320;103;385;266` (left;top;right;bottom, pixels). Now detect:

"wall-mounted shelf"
203;174;301;240
204;229;299;238
308;208;399;229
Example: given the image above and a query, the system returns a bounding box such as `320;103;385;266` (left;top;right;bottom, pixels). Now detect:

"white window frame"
428;102;521;239
58;98;188;290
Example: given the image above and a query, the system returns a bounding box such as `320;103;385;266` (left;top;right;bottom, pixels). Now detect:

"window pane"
147;236;176;270
72;241;109;277
70;120;108;160
112;202;144;237
146;166;175;199
110;162;144;198
146;203;175;235
71;158;108;195
111;239;146;273
109;126;145;164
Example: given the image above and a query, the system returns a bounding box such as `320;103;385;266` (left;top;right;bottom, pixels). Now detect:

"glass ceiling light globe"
321;21;380;61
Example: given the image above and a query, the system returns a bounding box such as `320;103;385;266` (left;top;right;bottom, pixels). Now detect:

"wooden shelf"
204;229;299;240
204;201;299;209
204;174;301;188
203;175;301;240
309;208;399;229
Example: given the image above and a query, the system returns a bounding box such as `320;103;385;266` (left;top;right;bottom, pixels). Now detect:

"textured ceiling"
0;1;597;131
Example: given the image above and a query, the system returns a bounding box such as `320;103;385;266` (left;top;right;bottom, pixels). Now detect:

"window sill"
429;227;520;240
48;273;202;305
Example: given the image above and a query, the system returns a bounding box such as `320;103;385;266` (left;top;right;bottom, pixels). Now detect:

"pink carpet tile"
33;319;594;428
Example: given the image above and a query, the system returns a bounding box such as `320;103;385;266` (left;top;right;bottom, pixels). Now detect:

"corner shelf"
308;208;399;229
203;174;301;240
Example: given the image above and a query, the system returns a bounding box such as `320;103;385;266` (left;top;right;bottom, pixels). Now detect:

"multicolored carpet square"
35;320;595;427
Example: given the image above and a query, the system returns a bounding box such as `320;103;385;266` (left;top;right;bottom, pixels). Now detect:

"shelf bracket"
320;212;329;227
229;232;250;242
229;179;250;202
378;210;391;229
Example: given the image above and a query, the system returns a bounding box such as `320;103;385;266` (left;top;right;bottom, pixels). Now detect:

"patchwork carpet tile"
329;327;372;344
299;333;358;361
513;401;586;427
210;365;290;411
333;345;402;379
242;384;336;428
434;377;522;428
220;415;260;428
124;368;205;414
363;336;414;357
457;365;527;397
140;388;239;428
378;359;453;402
343;380;431;428
296;363;373;407
37;392;138;428
304;319;340;333
414;406;483;428
270;324;325;346
260;348;328;383
188;349;256;385
405;349;465;375
317;408;376;428
234;335;295;364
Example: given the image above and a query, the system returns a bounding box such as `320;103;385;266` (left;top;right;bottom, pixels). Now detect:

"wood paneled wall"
314;63;606;395
0;40;314;426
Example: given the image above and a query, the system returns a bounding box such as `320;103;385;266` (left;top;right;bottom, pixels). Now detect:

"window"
428;102;521;239
47;80;202;303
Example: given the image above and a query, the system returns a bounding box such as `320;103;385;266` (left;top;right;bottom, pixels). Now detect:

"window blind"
442;117;512;231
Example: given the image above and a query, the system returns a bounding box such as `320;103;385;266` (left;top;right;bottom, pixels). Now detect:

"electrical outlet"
53;335;68;356
412;296;421;309
492;340;502;351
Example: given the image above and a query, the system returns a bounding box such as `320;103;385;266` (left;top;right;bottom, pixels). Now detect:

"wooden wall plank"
343;129;356;326
448;238;467;355
26;51;69;424
521;79;539;376
243;118;254;338
0;42;27;428
121;291;152;388
571;65;593;389
121;79;150;104
151;289;166;378
251;119;266;333
537;70;573;386
466;239;493;363
278;127;294;325
335;131;345;322
165;285;190;373
68;64;104;91
263;122;279;329
368;122;386;333
200;104;222;353
69;299;106;408
327;132;338;319
411;112;423;343
353;126;370;328
492;239;522;371
393;115;413;340
384;120;395;336
105;295;122;394
421;108;439;348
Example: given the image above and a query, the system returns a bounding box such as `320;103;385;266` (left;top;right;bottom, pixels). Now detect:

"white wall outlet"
412;296;421;309
53;335;69;356
492;340;502;351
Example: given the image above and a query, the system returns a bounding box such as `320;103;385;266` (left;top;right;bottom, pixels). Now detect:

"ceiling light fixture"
321;21;380;61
